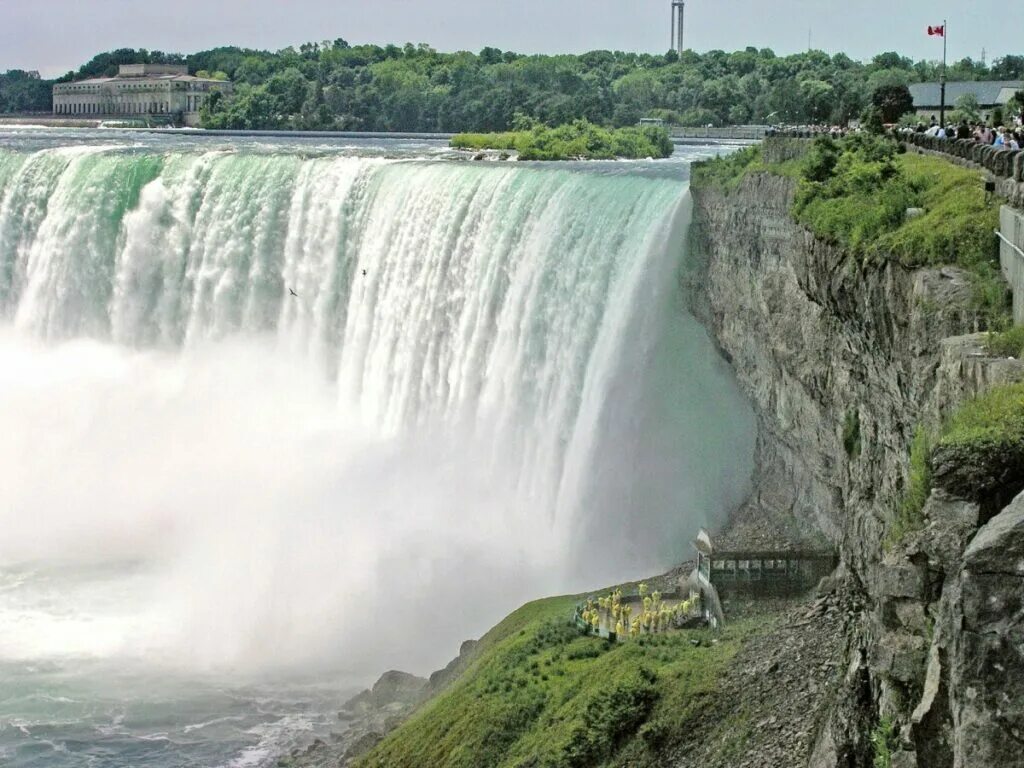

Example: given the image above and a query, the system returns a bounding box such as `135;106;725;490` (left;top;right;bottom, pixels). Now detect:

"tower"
671;0;685;56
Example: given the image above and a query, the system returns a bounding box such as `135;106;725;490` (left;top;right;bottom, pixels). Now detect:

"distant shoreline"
0;119;756;147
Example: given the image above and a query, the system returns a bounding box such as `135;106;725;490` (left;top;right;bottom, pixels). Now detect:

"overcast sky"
1;0;1017;78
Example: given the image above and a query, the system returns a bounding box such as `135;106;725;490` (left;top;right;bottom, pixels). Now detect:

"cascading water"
0;130;755;767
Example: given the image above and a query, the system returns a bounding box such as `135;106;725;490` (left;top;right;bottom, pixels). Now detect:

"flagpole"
939;18;947;128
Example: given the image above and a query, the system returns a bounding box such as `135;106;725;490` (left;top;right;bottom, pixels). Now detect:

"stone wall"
1000;205;1024;324
691;171;1024;767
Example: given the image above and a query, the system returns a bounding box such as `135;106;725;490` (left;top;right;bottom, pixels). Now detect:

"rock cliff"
690;170;1024;768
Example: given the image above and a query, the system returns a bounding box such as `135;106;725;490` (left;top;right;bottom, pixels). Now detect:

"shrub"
886;427;932;549
562;668;659;767
985;325;1024;358
690;145;762;190
871;717;898;768
802;135;841;182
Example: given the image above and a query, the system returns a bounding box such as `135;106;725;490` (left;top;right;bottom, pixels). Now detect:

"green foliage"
860;105;886;135
0;70;51;112
451;121;673;161
842;409;862;458
871;84;914;123
790;138;1004;323
877;155;1000;268
25;41;1024;128
793;134;911;254
803;135;841;182
871;716;898;768
939;382;1024;452
930;382;1024;505
356;595;766;768
1006;90;1024;124
954;93;982;123
690;146;763;189
886;427;932;549
985;325;1024;358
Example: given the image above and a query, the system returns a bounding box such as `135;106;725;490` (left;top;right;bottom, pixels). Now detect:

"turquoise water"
0;128;754;767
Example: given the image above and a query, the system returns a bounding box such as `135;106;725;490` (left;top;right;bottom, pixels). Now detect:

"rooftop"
58;64;229;87
910;80;1023;108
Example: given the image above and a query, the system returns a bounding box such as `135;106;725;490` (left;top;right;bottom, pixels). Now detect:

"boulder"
370;670;428;708
874;563;924;599
950;492;1024;768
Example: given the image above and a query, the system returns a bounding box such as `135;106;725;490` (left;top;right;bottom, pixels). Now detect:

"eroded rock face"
949;494;1024;768
690;173;1024;767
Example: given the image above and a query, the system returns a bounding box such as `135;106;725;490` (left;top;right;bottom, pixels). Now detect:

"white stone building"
52;64;233;126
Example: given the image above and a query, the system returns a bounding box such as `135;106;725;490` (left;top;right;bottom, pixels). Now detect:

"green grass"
938;382;1024;452
885;427;932;550
690;144;803;191
871;716;897;768
885;383;1024;539
451;120;674;161
696;134;1008;326
985;325;1024;358
356;595;767;768
875;154;999;270
931;379;1024;506
792;138;1000;272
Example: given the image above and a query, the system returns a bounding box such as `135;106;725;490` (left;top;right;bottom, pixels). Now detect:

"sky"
0;0;1017;78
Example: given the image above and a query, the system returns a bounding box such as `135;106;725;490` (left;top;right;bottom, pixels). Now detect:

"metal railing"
997;229;1024;260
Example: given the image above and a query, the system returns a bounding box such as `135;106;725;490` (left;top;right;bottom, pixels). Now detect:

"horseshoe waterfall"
0;135;754;768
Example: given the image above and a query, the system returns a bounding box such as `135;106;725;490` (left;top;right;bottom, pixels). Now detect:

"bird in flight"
289;287;299;297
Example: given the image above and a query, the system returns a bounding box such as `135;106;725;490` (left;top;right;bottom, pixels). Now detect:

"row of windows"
56;102;170;115
54;95;208;116
57;81;220;93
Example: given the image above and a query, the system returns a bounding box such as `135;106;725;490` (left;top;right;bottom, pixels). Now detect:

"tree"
954;93;981;123
871;84;914;124
991;55;1024;80
800;79;835;123
1006;91;1024;124
860;105;885;135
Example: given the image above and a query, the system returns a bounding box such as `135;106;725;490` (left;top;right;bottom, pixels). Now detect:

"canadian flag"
927;25;945;36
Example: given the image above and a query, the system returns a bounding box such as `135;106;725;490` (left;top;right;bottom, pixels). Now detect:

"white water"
0;133;754;766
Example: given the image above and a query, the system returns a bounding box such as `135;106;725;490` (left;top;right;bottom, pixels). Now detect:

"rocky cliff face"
690;171;1024;768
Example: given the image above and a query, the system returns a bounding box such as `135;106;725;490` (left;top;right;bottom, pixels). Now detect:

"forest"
2;43;1023;131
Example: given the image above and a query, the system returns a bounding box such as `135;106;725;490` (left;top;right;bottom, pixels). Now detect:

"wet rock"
370;670;428;708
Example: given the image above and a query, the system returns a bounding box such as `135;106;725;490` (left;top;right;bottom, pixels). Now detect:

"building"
52;64;233;126
909;80;1023;123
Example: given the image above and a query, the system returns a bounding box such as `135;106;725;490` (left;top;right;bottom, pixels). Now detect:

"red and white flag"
927;25;945;36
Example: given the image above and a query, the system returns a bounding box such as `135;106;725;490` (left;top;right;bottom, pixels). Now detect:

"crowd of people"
901;116;1023;150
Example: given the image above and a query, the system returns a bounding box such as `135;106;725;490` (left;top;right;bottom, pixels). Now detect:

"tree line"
3;43;1023;130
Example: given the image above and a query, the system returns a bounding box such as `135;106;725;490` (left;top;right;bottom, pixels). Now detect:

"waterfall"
0;144;754;674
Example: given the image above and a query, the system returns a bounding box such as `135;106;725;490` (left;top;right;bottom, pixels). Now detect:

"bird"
289;287;299;297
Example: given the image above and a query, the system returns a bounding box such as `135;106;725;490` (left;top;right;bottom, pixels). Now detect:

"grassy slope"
357;594;769;768
939;381;1024;451
693;140;999;268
